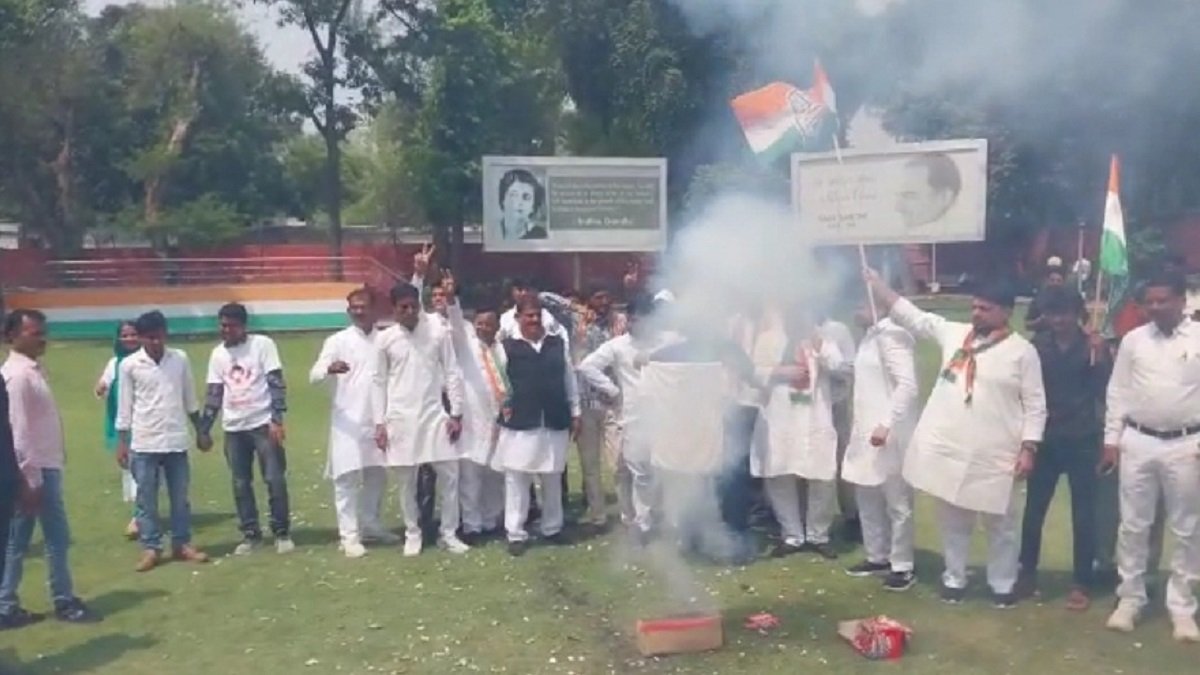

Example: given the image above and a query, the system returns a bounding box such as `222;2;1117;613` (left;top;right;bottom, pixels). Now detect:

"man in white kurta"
309;288;392;558
577;297;664;543
491;298;581;556
866;269;1046;608
373;282;469;557
819;316;859;535
444;290;507;543
842;305;920;591
1102;271;1200;642
750;317;845;559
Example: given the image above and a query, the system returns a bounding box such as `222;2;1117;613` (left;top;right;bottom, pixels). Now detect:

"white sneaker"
234;539;258;556
363;530;401;545
439;535;470;555
341;540;367;559
1106;602;1140;633
1172;614;1200;643
403;534;423;557
275;537;295;554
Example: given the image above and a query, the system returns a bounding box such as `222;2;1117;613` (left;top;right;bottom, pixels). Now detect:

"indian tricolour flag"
1100;154;1128;278
1100;154;1129;335
730;60;837;160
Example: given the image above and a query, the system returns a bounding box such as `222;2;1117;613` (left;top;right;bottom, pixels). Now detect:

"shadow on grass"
0;633;157;675
88;588;170;617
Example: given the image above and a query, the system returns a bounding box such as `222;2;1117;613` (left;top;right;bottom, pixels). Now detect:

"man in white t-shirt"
199;303;293;555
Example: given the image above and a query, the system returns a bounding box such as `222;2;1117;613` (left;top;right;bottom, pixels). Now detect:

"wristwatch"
1021;441;1038;454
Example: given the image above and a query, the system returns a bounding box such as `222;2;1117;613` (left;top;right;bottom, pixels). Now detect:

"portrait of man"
895;152;962;229
497;169;549;241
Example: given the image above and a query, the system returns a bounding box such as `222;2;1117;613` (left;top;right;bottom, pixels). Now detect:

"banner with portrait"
482;156;668;252
791;139;988;245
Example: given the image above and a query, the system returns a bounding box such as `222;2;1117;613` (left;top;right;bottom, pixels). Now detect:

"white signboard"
482;156;668;252
791;139;988;245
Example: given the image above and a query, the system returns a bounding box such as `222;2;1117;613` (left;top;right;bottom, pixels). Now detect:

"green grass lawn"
0;319;1196;674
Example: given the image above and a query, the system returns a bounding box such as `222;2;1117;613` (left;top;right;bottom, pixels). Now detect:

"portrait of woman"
498;168;548;241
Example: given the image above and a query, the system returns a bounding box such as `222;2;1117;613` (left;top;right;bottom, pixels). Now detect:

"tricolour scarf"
104;343;138;451
940;328;1012;404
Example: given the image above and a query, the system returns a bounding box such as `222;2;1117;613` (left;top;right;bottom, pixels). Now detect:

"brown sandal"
1065;586;1090;612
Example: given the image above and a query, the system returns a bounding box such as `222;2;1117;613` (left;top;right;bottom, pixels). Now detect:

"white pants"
460;460;505;534
504;471;563;542
578;408;620;525
616;455;655;533
122;468;138;503
359;466;389;536
856;477;916;572
765;477;836;545
332;471;366;544
396;462;460;539
1116;429;1200;617
937;495;1020;593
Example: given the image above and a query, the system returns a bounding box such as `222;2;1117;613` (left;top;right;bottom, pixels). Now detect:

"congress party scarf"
788;343;818;405
940;328;1012;404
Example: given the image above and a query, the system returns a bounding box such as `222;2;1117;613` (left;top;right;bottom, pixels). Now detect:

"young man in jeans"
116;311;211;572
200;303;292;555
0;309;96;627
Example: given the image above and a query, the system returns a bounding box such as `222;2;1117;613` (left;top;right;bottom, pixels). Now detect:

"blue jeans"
224;427;290;539
0;469;74;613
131;452;191;551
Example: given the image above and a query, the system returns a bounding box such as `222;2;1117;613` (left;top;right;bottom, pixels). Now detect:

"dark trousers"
1019;436;1098;587
224;427;290;539
719;406;758;533
418;465;437;536
0;486;13;579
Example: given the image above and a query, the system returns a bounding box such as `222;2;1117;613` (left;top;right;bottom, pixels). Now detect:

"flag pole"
831;135;879;325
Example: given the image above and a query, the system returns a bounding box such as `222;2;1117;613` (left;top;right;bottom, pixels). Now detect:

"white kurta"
310;325;387;479
750;328;844;480
842;319;919;487
446;302;505;466
490;335;581;474
639;362;727;474
890;298;1047;515
372;317;465;467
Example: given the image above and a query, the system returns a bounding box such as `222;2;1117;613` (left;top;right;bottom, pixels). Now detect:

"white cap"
1046;256;1063;267
653;289;676;304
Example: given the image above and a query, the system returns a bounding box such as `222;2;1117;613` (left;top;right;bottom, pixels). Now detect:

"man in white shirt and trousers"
818;314;861;541
865;269;1046;608
309;287;396;558
442;277;507;544
492;295;581;557
841;296;920;592
751;308;846;560
373;282;469;557
1102;270;1200;641
577;295;664;545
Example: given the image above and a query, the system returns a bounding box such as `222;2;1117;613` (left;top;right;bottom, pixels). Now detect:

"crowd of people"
0;250;1198;646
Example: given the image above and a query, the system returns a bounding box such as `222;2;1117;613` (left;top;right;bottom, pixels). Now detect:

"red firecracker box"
635;614;724;656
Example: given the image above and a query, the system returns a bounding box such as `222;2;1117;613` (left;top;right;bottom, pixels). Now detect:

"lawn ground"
0;307;1196;674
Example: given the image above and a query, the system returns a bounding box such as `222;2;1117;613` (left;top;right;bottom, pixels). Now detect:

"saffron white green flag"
1100;155;1127;277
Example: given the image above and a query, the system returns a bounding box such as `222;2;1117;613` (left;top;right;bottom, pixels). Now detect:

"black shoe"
54;598;100;624
845;560;891;577
992;592;1018;610
0;607;45;630
841;518;863;544
810;542;839;560
940;585;966;605
769;541;805;558
507;540;529;557
543;532;571;546
459;531;482;547
883;570;917;592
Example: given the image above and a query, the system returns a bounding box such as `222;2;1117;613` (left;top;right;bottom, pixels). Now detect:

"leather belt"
1125;419;1200;440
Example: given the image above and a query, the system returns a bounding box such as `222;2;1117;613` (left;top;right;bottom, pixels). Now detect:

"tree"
263;0;362;277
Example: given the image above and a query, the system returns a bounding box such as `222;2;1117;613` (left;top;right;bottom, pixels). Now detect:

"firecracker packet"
837;615;913;660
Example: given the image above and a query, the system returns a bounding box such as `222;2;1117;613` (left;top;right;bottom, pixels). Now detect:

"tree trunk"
324;75;344;281
144;60;202;254
49;107;76;255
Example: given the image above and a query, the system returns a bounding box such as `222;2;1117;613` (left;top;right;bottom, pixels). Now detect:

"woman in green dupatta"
94;320;141;539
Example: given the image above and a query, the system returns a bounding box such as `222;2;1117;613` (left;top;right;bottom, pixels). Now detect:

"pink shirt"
1;352;65;488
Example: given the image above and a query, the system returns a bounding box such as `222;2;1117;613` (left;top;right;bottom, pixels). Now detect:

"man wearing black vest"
491;296;581;557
